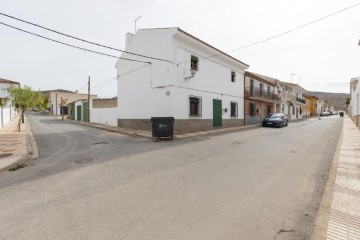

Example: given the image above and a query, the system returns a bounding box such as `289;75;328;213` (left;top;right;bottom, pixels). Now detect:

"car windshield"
270;114;282;118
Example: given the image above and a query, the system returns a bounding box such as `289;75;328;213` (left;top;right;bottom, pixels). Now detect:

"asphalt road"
0;113;342;240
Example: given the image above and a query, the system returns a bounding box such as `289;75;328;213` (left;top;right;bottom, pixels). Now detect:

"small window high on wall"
231;71;236;82
191;55;199;71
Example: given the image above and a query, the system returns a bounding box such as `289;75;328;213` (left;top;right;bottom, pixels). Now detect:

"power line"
77;82;88;91
179;2;360;64
91;77;117;89
0;12;174;64
92;64;151;91
91;79;117;91
226;2;360;53
0;21;152;64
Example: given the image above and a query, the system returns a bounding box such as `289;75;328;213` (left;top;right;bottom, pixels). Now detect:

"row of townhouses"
112;28;330;134
1;28;331;133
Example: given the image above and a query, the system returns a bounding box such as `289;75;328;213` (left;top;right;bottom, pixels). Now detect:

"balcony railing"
296;97;306;104
245;86;279;101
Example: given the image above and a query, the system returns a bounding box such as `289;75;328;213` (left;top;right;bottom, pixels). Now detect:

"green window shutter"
250;80;254;96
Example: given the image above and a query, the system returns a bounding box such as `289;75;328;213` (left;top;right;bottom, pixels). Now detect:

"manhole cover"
0;153;13;158
72;157;96;165
92;142;109;145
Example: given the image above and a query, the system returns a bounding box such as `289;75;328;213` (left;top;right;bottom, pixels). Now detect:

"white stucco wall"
46;91;96;116
116;28;247;121
0;82;18;127
0;107;13;127
351;79;360;117
317;100;325;115
90;108;117;126
352;93;360;117
289;104;303;120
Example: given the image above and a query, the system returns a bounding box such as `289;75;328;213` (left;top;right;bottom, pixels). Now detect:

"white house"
282;82;306;120
350;77;360;126
42;89;97;116
115;28;249;134
0;78;20;127
90;97;118;126
68;99;91;122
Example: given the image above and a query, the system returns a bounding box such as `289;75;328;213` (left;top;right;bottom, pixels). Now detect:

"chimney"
126;33;134;47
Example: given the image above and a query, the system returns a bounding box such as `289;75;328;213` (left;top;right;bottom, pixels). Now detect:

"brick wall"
93;98;117;108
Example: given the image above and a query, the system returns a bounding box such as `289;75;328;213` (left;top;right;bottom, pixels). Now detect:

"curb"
61;119;149;139
58;117;262;140
0;115;39;172
310;118;343;239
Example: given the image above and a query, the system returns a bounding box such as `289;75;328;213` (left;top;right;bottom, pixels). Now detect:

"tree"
38;95;50;113
346;97;350;105
7;85;43;131
0;97;8;108
60;97;68;119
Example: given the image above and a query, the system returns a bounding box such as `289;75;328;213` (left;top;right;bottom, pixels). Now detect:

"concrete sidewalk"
0;115;38;171
312;115;360;239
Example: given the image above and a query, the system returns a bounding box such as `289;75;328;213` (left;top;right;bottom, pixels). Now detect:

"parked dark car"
262;113;288;127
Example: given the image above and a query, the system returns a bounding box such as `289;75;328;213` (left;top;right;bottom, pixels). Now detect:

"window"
189;96;201;117
231;71;236;83
191;55;199;71
231;102;238;118
250;79;254;96
250;103;255;116
267;86;270;99
260;83;263;97
292;106;295;115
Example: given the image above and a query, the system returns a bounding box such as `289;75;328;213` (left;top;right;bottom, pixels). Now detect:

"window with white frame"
231;102;238;118
189;96;202;117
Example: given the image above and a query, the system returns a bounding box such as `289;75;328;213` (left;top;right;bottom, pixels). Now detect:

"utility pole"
88;76;90;122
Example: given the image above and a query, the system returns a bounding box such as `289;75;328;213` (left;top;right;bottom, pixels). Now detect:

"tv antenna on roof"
135;15;142;33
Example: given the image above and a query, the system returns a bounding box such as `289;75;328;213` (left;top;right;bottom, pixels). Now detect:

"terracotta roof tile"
0;78;20;85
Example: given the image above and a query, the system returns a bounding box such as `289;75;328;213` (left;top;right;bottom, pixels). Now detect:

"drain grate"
0;153;13;159
72;157;96;165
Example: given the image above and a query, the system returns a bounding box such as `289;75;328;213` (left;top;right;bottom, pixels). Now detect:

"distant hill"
308;91;349;111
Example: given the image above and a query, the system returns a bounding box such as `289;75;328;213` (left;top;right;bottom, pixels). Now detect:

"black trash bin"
340;112;344;117
151;117;175;141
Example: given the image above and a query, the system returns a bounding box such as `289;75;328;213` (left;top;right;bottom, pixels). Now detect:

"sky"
1;0;360;98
